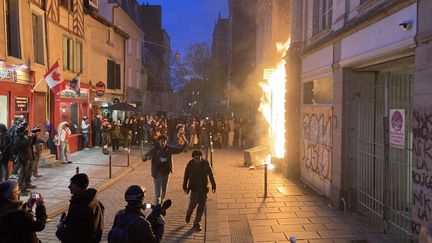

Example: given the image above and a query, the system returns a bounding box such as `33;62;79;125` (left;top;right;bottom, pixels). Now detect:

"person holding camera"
57;121;72;164
108;185;161;243
56;173;104;243
13;123;35;195
183;150;216;231
0;179;47;243
30;126;45;179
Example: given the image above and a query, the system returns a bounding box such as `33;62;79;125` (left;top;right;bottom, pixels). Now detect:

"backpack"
108;212;141;243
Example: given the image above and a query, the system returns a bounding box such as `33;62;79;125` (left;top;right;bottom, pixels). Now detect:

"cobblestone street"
33;147;395;243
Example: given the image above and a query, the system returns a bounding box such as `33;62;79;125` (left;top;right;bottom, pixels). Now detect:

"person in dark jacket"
108;185;161;243
0;179;47;243
56;173;105;243
183;150;216;231
92;115;102;147
142;134;187;204
13;124;35;195
0;124;11;181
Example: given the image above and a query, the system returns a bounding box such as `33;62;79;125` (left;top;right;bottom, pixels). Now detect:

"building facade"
284;0;420;241
0;0;48;130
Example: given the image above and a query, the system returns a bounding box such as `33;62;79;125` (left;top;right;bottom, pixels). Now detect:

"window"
32;13;44;64
0;96;8;126
303;77;333;104
319;0;332;32
107;60;121;90
60;102;78;134
63;36;74;70
75;42;83;72
136;70;140;89
5;0;21;58
313;0;332;34
107;28;114;46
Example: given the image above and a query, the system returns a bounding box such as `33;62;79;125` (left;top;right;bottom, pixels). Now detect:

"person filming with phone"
0;179;47;243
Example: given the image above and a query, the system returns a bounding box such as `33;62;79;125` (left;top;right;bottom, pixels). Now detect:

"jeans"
60;140;71;162
82;133;88;149
18;160;31;190
153;171;170;204
186;190;207;226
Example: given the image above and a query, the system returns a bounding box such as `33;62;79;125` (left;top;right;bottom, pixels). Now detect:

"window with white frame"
32;12;44;64
5;0;21;58
63;36;74;71
319;0;332;32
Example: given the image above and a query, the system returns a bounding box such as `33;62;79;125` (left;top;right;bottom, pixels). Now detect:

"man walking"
56;173;104;243
142;134;186;204
183;150;216;231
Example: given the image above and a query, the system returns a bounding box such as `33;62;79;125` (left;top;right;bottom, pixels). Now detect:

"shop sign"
389;109;405;149
95;81;106;97
15;97;29;112
0;62;31;83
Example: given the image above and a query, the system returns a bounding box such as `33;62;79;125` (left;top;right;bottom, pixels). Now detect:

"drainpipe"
43;1;53;135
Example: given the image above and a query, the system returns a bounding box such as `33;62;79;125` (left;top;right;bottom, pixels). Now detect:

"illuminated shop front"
52;84;91;152
0;61;34;127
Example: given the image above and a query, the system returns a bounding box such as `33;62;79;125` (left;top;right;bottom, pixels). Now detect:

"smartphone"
30;192;41;200
145;203;152;209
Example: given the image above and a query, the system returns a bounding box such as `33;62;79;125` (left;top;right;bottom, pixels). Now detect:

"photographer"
13;123;35;195
57;121;72;164
108;185;161;243
0;180;47;243
30;126;45;179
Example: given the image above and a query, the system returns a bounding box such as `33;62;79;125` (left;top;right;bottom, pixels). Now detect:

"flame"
259;39;290;159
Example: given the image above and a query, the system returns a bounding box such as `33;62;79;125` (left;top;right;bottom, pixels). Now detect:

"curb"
47;156;144;219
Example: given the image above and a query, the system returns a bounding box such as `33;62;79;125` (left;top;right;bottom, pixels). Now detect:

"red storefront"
51;83;92;153
0;62;34;127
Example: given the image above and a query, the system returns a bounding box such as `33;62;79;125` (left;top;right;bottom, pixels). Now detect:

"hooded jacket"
56;188;105;243
13;133;33;162
0;199;47;243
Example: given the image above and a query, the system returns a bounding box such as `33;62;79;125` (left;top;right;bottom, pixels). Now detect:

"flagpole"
32;77;45;91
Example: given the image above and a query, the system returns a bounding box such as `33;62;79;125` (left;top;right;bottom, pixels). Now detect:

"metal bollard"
264;163;268;199
141;140;144;157
109;154;112;179
76;166;79;174
127;149;130;167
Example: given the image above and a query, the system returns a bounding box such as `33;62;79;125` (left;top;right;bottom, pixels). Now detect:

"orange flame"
259;39;290;159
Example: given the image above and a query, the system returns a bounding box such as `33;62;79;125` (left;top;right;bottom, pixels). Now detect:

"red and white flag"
44;60;66;94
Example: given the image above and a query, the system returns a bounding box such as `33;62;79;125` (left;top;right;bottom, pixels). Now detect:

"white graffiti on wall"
302;110;332;180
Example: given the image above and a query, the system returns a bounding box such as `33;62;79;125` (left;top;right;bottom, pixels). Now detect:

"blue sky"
137;0;228;55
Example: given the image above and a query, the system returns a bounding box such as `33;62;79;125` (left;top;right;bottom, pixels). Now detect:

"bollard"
76;166;79;174
127;149;130;167
109;154;112;179
264;163;268;199
210;150;213;168
140;140;144;157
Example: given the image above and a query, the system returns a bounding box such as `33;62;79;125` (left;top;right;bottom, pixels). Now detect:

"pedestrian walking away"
142;134;187;204
183;150;216;231
56;173;105;243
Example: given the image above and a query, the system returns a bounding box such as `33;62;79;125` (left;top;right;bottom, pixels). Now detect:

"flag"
44;60;66;94
69;73;81;95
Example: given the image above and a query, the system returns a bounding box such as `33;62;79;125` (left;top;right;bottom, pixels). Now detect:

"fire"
259;39;290;159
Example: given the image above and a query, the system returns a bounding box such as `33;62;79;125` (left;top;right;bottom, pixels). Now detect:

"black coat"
56;188;105;243
0;132;11;163
143;144;186;178
183;159;216;193
0;199;47;243
109;206;159;243
13;133;33;162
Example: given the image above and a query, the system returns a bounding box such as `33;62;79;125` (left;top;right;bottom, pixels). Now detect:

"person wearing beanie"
56;173;105;243
183;150;216;231
142;134;187;204
0;179;47;242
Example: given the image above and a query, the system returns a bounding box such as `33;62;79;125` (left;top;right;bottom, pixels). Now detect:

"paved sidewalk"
206;148;394;243
21;146;148;217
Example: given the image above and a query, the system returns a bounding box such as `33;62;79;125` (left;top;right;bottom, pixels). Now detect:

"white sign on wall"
389;109;405;149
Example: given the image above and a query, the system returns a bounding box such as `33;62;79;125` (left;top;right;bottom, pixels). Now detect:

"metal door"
357;70;412;242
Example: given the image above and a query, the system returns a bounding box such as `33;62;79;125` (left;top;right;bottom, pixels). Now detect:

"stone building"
283;0;422;241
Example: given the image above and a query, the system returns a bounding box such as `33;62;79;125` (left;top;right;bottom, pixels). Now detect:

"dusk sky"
137;0;229;55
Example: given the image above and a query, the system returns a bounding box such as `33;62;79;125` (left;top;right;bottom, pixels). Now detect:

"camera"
399;21;412;31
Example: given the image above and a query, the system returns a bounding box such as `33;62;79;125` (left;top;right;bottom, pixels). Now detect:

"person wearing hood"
142;134;187;204
0;179;47;243
56;173;105;243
